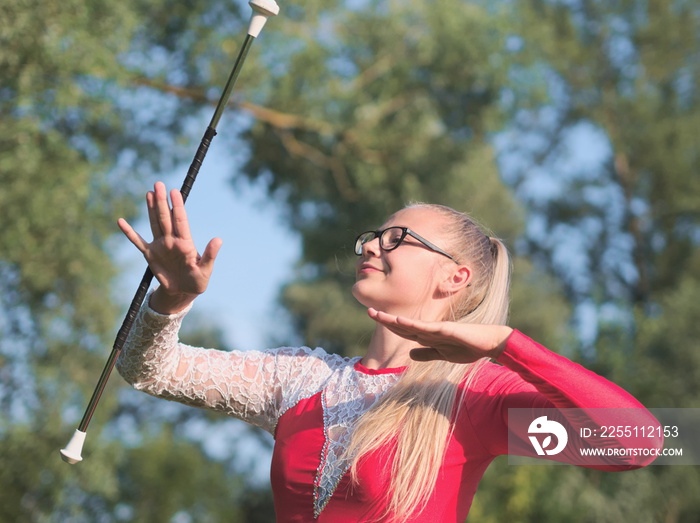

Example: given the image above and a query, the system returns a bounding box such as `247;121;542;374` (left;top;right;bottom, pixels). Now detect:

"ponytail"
462;237;510;325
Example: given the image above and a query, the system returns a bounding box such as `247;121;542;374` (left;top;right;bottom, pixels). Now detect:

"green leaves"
0;1;268;520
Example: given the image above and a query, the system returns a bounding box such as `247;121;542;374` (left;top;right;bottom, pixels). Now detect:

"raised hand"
117;182;222;313
367;308;513;363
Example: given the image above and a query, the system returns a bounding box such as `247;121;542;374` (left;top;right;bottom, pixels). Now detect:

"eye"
383;228;404;248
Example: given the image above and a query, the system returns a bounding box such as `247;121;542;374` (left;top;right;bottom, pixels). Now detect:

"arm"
116;293;281;432
116;183;339;432
367;310;662;469
116;292;333;434
487;330;663;469
497;330;646;410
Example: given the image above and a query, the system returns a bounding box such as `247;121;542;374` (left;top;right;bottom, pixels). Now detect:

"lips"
358;263;383;274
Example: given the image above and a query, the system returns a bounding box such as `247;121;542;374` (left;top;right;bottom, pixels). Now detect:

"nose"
361;236;381;257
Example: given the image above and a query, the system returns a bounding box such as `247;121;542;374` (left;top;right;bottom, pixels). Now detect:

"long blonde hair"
346;203;511;521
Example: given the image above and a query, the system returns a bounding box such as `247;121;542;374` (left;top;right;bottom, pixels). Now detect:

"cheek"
351;254;442;303
388;263;440;298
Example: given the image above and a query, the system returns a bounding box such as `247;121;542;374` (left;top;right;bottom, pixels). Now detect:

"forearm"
115;291;291;433
497;330;646;410
115;294;244;415
496;331;662;468
116;289;191;389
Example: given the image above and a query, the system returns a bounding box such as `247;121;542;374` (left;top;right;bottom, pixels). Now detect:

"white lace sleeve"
116;293;339;434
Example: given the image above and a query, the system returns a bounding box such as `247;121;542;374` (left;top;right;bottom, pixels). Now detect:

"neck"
361;324;416;370
358;299;451;369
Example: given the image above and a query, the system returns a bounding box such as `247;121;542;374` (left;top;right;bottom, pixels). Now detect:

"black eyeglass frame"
354;226;458;263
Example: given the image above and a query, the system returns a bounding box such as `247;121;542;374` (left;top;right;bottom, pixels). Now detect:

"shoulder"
256;346;359;382
262;346;355;366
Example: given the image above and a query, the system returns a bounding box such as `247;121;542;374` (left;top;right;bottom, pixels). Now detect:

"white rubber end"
60;429;87;464
248;0;280;37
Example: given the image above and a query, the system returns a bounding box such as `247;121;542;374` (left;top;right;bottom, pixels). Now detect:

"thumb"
200;237;223;268
409;348;444;362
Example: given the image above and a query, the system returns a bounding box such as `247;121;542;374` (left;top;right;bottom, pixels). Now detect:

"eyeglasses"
354;226;458;263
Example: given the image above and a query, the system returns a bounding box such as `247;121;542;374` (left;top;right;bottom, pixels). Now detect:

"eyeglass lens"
355;227;406;255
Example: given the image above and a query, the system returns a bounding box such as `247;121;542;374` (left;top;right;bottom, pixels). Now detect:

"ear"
438;264;472;295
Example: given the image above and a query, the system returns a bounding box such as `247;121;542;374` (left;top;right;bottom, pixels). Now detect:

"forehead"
382;207;451;236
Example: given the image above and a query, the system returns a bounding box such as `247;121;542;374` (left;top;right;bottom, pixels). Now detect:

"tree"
476;0;700;520
3;0;697;520
1;0;275;520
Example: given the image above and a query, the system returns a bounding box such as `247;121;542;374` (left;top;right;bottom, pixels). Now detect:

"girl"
116;182;660;522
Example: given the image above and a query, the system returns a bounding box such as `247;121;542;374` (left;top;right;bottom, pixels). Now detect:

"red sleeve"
465;330;663;470
496;330;646;410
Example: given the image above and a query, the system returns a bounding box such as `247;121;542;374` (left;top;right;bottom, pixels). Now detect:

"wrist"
488;326;514;359
149;286;197;315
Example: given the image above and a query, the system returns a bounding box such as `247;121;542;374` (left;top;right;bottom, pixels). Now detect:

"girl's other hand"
367;308;512;363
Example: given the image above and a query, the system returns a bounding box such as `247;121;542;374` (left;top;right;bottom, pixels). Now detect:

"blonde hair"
346;203;511;521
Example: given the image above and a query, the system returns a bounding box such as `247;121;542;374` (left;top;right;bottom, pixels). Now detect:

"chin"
351;282;367;305
351;282;378;310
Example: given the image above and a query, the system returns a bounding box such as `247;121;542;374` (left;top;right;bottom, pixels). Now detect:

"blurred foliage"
0;0;275;520
1;0;698;521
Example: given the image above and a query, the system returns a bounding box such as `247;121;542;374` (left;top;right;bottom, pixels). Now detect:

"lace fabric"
315;364;401;516
116;294;402;517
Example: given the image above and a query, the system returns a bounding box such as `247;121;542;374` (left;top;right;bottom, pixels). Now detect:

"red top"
269;330;661;522
117;304;661;523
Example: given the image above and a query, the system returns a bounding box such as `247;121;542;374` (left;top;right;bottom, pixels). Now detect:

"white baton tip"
249;0;280;16
60;429;87;464
248;0;280;37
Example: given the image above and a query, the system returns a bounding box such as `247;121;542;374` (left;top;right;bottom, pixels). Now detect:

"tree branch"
132;77;336;135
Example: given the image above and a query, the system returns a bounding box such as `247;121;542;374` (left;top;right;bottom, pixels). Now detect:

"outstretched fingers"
144;182;192;241
116;181;225;303
200;237;224;271
117;218;149;254
145;190;160;239
368;308;513;364
152;181;173;238
369;309;450;361
169;188;191;240
367;308;471;363
367;308;442;339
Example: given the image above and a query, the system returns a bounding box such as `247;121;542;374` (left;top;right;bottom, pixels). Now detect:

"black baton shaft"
75;33;256;435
